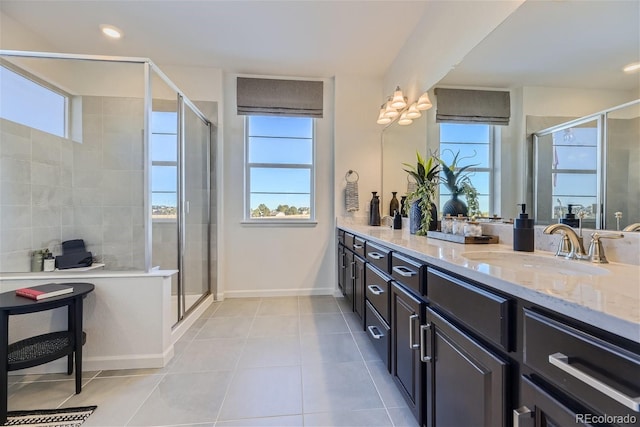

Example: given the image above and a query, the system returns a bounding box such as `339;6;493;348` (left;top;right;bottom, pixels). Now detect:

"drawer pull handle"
392;266;417;277
350;261;356;280
367;252;385;260
408;314;420;350
353;243;364;250
513;407;534;427
367;285;384;296
367;325;384;340
548;352;640;412
420;323;432;362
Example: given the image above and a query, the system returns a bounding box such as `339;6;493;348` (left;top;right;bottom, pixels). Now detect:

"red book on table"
15;284;74;300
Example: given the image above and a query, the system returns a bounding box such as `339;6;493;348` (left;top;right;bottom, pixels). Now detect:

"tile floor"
7;296;419;426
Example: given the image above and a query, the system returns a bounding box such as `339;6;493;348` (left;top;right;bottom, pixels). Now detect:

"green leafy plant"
437;149;479;196
460;179;481;218
403;151;440;235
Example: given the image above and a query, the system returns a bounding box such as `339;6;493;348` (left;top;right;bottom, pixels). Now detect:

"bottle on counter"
513;203;534;252
43;253;56;272
393;210;402;230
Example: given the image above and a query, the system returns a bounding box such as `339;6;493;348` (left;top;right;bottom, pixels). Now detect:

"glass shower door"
181;101;210;315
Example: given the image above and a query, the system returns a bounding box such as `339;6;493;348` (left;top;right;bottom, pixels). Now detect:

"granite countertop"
339;222;640;343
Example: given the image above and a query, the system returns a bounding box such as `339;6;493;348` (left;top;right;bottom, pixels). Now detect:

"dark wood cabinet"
391;282;425;424
353;254;366;325
425;307;508;427
337;243;346;296
515;375;596;427
343;248;354;309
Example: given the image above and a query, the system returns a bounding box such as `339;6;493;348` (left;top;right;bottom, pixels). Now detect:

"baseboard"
221;286;336;299
171;294;213;344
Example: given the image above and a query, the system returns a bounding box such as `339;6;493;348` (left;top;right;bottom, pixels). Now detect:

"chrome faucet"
543;223;588;260
622;223;640;232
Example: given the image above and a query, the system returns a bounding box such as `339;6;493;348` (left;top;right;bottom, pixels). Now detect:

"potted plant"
437;149;479;217
403;151;440;235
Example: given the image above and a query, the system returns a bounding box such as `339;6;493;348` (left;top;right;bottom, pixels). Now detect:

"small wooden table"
0;283;94;423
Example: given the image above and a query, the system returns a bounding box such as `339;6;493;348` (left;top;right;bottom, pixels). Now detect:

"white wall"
220;73;336;298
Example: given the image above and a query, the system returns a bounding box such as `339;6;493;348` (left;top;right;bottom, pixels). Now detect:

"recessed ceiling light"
100;24;123;39
623;61;640;73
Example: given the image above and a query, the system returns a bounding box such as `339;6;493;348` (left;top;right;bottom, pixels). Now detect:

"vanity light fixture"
376;87;433;125
100;24;123;39
623;61;640;73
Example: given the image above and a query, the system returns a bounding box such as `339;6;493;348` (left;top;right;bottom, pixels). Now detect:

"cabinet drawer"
352;236;366;257
365;241;391;274
365;301;390;371
344;232;355;250
365;263;390;324
390;253;426;296
337;229;345;245
428;268;511;351
524;309;640;419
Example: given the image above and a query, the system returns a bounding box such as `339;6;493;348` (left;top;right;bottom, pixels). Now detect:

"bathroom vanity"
337;223;639;427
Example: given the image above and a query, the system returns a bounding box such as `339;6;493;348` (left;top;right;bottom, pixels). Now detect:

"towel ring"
345;170;359;183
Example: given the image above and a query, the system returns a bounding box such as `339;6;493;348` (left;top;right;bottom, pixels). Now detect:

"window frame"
0;60;70;138
243;115;317;225
438;123;495;216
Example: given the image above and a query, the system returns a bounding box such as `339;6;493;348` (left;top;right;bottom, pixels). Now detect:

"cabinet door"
515;375;596;427
353;254;366;324
391;282;424;424
426;307;508;427
343;249;354;309
337;243;346;295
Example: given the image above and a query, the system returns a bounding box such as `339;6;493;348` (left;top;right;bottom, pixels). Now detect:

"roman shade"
237;77;323;118
434;88;510;126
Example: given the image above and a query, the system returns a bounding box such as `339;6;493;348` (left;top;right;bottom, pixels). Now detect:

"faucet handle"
587;232;624;264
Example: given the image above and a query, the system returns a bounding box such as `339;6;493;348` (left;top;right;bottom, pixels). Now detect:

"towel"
346;181;359;212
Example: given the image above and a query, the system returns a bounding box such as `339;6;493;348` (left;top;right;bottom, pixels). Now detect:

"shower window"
151;111;178;220
0;63;68;138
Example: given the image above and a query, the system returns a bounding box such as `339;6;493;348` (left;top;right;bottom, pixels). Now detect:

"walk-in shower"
0;51;216;325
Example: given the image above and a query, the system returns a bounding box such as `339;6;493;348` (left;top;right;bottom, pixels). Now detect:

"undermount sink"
460;251;610;276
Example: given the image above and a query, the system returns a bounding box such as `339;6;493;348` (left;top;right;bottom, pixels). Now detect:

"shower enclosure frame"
0;49;213;324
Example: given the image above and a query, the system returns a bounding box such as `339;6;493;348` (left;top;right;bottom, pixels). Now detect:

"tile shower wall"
0;95;145;272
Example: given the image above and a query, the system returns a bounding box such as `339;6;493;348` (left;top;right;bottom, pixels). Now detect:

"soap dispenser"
513;203;534;252
393;210;402;230
559;204;580;228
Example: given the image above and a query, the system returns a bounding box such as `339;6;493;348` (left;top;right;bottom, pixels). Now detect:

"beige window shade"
435;88;510;126
237;77;323;118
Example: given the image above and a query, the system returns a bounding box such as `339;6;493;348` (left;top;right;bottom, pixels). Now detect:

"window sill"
241;220;318;227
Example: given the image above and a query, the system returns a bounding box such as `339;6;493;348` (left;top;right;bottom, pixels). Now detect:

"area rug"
3;406;97;427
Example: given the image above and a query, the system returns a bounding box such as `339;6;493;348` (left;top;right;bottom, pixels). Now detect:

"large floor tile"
298;296;340;313
212;298;261;318
256;297;299;316
249;315;299;337
237;336;301;368
170;338;246;373
195;316;253;339
302;361;383;413
127;371;232;426
301;333;361;365
8;379;78;411
366;360;408;409
300;313;350;335
60;375;163;426
216;415;303;426
303;408;393;426
218;366;302;421
387;407;420;427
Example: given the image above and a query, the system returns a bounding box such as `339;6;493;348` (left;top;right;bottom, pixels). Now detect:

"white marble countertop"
339;222;640;344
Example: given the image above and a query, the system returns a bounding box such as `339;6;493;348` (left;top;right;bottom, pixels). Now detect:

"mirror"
381;0;639;230
381;114;426;218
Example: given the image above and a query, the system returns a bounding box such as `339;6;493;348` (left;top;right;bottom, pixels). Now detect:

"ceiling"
0;1;638;92
0;0;429;78
439;0;640;91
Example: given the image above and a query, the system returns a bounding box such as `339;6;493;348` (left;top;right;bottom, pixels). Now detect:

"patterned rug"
3;406;97;426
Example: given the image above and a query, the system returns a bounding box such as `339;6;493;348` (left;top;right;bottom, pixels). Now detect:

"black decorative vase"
369;192;381;226
428;202;438;231
389;192;400;216
442;194;468;217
